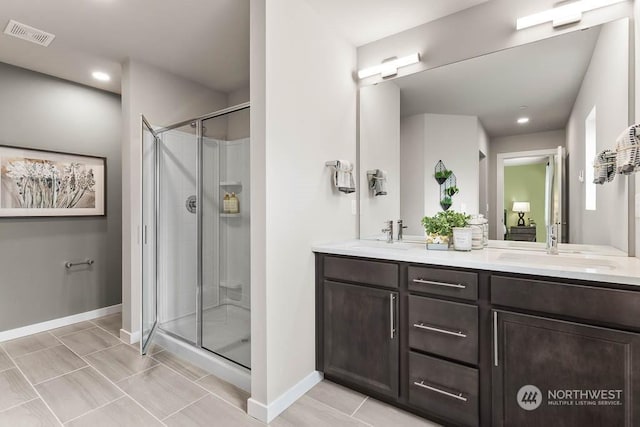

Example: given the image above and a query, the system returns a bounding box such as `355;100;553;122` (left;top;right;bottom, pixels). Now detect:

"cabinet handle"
413;380;468;402
390;293;396;339
493;311;498;367
413;322;467;338
412;278;466;289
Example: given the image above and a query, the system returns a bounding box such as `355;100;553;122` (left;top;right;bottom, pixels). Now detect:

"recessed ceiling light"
517;117;530;124
92;71;110;81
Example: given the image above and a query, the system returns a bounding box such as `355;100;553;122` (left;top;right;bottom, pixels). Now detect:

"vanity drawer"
324;256;398;289
409;351;479;427
408;295;478;364
408;266;478;301
491;275;640;330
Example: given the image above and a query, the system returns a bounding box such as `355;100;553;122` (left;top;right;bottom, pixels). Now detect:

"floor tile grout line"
160;393;210;422
1;346;65;427
3;331;62;359
12;343;71;363
62;395;127;425
31;365;89;387
82;341;126;358
0;397;40;415
350;395;369;417
144;353;255;420
0;365;16;375
50;322;96;339
108;362;160;384
60;341;168;427
90;322;123;340
302;394;373;426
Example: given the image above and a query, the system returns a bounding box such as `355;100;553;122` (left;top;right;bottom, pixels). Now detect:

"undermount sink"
497;252;617;271
349;241;420;251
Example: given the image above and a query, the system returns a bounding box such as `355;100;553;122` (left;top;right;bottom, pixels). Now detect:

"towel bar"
65;259;95;269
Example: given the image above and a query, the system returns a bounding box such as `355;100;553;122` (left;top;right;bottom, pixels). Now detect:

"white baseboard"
248;370;323;423
119;328;141;345
0;304;122;343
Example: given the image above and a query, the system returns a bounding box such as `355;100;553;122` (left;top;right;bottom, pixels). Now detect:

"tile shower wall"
0;62;122;331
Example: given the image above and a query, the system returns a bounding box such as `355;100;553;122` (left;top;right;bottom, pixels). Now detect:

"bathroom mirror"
358;18;631;255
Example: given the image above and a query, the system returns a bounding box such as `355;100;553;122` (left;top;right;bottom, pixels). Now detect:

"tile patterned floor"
0;314;439;426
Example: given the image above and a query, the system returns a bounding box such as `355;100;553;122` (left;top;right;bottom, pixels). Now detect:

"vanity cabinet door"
323;280;399;398
492;310;640;427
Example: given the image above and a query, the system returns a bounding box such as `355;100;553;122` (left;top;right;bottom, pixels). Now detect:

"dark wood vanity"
315;253;640;427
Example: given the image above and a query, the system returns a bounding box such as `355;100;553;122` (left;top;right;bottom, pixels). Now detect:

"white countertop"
312;239;640;286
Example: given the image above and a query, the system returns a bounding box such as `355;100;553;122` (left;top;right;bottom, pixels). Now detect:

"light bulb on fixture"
516;0;628;30
92;71;111;82
357;53;421;80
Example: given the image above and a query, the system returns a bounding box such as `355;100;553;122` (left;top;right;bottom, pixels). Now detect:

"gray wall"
0;62;122;331
489;129;566;239
566;19;629;251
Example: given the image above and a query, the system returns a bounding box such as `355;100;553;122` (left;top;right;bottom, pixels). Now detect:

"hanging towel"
333;160;355;193
593;150;616;185
616;124;640;174
368;169;387;196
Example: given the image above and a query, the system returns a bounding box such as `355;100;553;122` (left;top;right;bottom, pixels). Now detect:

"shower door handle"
144;226;148;245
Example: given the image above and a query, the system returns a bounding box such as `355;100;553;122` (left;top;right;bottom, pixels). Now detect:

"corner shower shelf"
220;281;243;290
220;213;241;218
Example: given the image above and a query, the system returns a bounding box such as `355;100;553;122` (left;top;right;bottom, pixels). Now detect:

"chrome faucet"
397;219;408;241
382;220;394;243
547;222;559;255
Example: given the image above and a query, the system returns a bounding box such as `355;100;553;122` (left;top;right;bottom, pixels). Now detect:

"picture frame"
0;144;106;217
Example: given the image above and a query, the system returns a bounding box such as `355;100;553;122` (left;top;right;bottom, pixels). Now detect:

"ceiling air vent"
3;20;55;47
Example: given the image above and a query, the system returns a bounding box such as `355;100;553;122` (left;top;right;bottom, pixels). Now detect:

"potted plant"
422;211;471;251
434;169;453;185
440;196;452;210
445;186;459;197
447;211;472;251
422;213;451;250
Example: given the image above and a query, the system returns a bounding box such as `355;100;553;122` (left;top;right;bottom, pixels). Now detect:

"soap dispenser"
223;193;230;213
229;192;239;214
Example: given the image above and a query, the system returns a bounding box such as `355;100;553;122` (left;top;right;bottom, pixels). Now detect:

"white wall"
357;0;632;86
249;0;357;419
566;19;629;251
478;124;490;217
635;0;640;259
424;114;480;216
400;113;481;233
121;59;227;338
488;129;566;239
359;82;400;238
400;115;426;235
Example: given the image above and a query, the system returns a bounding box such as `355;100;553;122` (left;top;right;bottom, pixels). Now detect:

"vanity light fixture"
92;71;111;82
357;53;421;80
516;0;628;30
517;117;530;124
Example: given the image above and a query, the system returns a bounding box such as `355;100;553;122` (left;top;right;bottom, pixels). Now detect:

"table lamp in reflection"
512;202;530;226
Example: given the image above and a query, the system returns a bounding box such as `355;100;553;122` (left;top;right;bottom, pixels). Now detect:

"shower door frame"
143;102;250;365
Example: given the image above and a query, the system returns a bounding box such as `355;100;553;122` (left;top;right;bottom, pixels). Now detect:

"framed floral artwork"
0;145;106;217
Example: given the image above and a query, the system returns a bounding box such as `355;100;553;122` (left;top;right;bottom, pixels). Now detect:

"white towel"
333;160;355;193
616;124;640;174
368;169;387;196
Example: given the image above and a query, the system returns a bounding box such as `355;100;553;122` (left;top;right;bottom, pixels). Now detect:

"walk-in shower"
141;103;251;380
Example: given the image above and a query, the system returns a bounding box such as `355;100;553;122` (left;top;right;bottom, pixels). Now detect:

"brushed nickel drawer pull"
390;293;396;339
413;322;467;338
412;278;466;289
413;380;468;402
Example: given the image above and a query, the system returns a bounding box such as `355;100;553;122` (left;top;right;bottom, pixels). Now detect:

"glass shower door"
141;116;158;354
201;106;251;368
